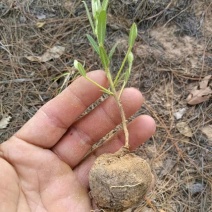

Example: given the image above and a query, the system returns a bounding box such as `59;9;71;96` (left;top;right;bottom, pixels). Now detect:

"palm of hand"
0;71;155;211
1;141;91;211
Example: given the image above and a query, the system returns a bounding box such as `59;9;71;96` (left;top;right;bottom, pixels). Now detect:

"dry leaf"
176;122;193;137
186;182;205;195
174;108;186;120
186;75;212;105
64;1;75;11
26;56;41;62
36;21;46;28
26;46;65;62
0;115;12;129
36;14;46;20
201;125;212;142
160;158;176;177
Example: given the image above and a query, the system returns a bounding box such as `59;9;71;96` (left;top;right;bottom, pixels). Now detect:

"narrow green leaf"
85;76;113;95
97;10;107;45
128;23;137;47
91;0;97;18
102;88;113;95
118;68;131;99
91;0;101;18
127;52;133;83
97;0;101;9
114;47;131;86
122;52;133;88
109;42;118;59
124;68;131;83
99;45;109;69
128;51;134;64
102;0;109;10
114;72;124;87
83;1;95;34
74;60;86;77
86;34;99;54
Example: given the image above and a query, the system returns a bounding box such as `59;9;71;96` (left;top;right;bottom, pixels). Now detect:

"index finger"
14;70;108;148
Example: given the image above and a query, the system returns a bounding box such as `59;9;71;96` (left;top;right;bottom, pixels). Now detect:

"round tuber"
89;148;154;211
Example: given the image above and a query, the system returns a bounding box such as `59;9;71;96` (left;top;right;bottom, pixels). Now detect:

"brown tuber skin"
89;147;154;211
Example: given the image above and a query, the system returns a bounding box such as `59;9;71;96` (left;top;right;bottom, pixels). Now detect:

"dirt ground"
0;0;211;211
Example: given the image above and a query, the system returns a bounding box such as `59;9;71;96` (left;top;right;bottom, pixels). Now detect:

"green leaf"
128;51;134;64
97;0;101;10
97;10;107;45
109;42;118;59
86;34;99;54
85;76;113;95
74;60;86;77
102;88;113;95
114;72;124;87
91;0;101;19
114;47;131;86
118;68;131;99
127;52;133;82
124;52;133;86
99;45;109;69
83;1;95;34
128;23;137;47
124;68;131;83
102;0;109;10
91;0;97;18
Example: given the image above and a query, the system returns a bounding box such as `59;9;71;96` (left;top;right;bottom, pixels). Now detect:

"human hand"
0;70;155;211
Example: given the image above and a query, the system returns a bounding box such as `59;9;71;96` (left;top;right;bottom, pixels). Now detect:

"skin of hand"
0;70;156;212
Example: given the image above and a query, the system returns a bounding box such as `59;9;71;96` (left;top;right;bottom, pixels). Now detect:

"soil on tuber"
89;147;154;211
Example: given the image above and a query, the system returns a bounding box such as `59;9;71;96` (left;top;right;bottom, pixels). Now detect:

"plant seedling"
74;0;154;211
74;0;136;150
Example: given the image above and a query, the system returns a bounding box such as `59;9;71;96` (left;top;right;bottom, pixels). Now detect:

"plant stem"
85;76;113;95
106;68;129;149
114;47;131;86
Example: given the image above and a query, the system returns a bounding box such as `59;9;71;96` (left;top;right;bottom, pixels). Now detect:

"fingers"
0;138;92;211
52;88;144;168
14;70;108;148
74;115;156;188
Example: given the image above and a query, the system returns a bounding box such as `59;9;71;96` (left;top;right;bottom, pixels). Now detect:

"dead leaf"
64;1;75;12
176;122;193;137
26;46;65;62
36;21;46;28
0;115;12;129
36;14;46;20
186;182;205;195
186;75;212;105
201;125;212;142
26;56;41;62
160;158;176;177
174;108;186;120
